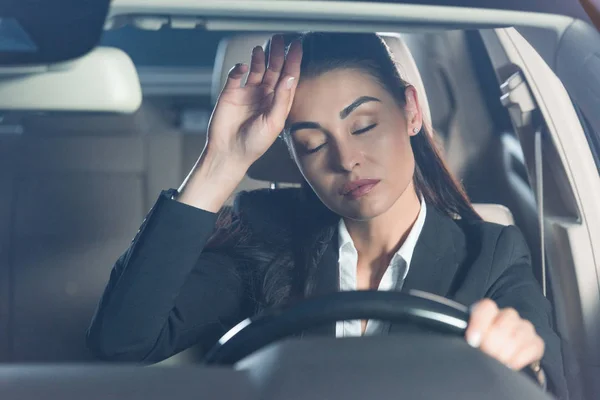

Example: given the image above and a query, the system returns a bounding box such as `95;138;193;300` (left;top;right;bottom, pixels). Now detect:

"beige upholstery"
211;34;273;104
0;47;142;114
0;102;183;362
379;33;432;131
472;203;515;226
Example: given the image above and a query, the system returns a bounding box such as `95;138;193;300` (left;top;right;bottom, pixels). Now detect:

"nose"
330;138;361;173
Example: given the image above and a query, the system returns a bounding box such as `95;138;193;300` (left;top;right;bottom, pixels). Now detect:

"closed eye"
305;142;327;154
301;123;378;155
353;123;378;135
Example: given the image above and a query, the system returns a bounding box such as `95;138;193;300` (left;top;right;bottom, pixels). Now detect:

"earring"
413;127;420;134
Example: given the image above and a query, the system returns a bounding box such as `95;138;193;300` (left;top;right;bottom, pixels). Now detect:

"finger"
262;34;286;89
281;40;303;116
245;46;266;87
222;63;249;92
479;308;521;365
281;39;303;82
508;322;545;370
265;75;297;133
465;299;499;348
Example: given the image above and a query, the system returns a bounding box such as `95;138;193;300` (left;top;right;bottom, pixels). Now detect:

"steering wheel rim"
204;290;470;365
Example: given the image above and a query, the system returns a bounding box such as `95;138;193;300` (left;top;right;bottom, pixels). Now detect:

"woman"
87;32;566;397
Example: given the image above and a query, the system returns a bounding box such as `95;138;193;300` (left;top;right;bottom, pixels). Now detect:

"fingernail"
252;46;261;55
286;76;295;89
467;332;481;348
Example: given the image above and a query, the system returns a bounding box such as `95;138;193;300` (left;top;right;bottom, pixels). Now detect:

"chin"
334;195;393;221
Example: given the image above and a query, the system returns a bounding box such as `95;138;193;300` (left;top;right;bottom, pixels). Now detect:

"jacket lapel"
301;229;339;337
388;207;463;334
400;206;461;296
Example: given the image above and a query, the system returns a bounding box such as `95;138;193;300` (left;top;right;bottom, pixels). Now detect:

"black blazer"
87;188;567;399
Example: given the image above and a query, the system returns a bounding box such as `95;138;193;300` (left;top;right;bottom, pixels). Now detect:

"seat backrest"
472;204;515;226
0;103;183;362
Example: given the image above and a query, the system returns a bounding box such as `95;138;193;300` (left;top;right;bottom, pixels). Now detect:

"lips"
340;178;381;199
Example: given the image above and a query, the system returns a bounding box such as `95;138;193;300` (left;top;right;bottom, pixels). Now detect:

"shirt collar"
337;198;427;272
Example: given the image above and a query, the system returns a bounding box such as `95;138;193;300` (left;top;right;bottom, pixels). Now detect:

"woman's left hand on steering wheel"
465;299;545;370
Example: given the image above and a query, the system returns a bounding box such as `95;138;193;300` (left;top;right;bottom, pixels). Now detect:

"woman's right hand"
176;35;302;212
206;34;302;169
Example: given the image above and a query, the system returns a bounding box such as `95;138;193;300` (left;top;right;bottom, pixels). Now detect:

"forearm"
177;150;248;212
87;192;245;362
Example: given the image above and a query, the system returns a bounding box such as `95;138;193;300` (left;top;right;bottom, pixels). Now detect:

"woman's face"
286;68;422;221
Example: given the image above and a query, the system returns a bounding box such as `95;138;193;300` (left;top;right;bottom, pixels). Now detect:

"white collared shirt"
335;199;427;337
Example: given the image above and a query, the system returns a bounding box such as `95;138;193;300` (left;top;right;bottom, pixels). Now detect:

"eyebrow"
287;121;323;135
340;96;381;119
288;95;381;135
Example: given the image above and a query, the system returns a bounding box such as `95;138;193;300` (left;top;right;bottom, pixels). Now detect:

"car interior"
0;26;551;359
1;1;600;399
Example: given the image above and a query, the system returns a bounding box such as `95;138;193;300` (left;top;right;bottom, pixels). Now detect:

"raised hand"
206;34;303;168
177;35;303;212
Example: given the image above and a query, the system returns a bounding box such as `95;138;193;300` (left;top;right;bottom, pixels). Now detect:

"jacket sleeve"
86;191;250;363
485;225;568;400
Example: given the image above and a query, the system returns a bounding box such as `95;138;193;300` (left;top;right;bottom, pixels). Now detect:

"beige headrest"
211;33;273;105
380;33;432;130
211;33;432;183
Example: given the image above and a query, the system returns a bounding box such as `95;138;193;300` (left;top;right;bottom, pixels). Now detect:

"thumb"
265;76;296;130
466;299;499;348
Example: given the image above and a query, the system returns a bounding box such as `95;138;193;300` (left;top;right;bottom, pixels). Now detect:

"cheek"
294;156;338;203
364;126;412;166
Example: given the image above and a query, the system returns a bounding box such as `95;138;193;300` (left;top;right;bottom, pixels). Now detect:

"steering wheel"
204;290;470;365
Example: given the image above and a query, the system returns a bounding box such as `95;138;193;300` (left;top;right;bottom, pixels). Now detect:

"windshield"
1;4;599;400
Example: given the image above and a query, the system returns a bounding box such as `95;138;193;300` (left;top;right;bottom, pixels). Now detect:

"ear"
404;86;423;136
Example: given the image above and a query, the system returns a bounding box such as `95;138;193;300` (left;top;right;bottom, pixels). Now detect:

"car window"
101;27;232;67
